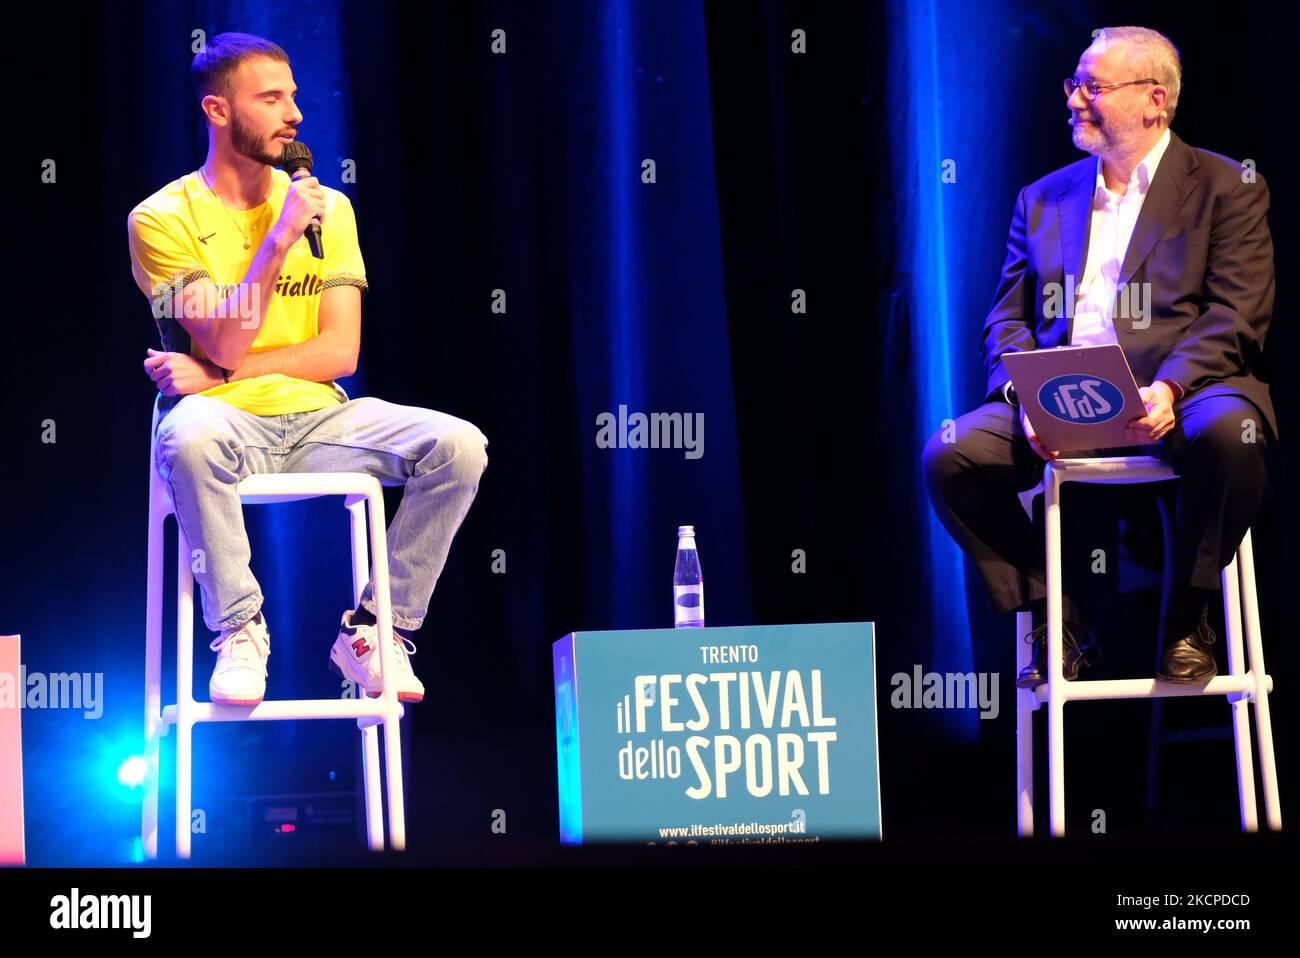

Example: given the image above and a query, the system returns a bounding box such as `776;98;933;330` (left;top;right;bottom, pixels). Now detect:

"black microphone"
279;140;323;259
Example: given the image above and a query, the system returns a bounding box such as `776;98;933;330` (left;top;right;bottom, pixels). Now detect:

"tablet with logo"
1001;344;1148;452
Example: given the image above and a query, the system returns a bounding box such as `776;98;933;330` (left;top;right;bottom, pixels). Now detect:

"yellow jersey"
127;167;368;416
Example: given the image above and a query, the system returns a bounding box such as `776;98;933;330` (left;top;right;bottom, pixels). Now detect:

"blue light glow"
117;755;147;789
888;0;1009;737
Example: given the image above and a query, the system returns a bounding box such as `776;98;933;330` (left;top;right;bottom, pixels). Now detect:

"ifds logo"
1038;374;1124;424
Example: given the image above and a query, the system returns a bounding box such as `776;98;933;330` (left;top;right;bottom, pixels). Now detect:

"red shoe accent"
212;693;263;706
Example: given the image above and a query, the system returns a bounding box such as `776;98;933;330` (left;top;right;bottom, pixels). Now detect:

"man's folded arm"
128;208;294;370
982;186;1039;403
1153;173;1274;398
228;285;360;383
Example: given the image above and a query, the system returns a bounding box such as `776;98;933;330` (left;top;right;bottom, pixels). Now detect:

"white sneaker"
209;610;271;706
328;609;425;703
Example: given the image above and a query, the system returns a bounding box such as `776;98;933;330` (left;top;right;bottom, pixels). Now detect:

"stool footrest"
158;698;403;726
1032;673;1272;704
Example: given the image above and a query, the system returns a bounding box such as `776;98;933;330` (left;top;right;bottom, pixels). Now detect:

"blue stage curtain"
886;0;1029;737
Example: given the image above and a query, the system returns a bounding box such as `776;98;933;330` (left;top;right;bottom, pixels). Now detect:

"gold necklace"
200;167;269;249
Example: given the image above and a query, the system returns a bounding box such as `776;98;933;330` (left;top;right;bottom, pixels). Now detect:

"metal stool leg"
1237;530;1282;829
346;494;386;851
143;495;166;860
361;725;384;847
1016;609;1035;836
175;525;196;860
1014;484;1039;837
366;482;407;851
1222;547;1259;832
1044;465;1067;837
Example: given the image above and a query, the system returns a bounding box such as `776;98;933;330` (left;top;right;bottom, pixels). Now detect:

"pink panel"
0;635;24;866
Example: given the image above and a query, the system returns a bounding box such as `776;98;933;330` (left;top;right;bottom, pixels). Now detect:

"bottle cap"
677;525;695;537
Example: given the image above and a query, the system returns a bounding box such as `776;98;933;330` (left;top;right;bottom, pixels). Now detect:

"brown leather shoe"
1016;621;1098;689
1157;612;1217;682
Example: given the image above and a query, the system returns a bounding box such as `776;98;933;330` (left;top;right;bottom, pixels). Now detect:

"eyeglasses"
1064;75;1159;101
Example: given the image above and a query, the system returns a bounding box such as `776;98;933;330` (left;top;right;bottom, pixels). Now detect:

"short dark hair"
191;32;289;104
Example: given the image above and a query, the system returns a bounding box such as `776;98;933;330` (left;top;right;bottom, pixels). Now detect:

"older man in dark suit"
923;26;1276;688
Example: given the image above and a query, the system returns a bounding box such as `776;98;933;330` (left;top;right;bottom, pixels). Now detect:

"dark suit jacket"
982;129;1277;439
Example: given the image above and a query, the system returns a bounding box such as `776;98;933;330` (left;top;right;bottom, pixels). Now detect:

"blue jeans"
154;393;489;633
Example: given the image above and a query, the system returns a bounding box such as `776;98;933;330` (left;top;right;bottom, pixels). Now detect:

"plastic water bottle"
673;525;704;628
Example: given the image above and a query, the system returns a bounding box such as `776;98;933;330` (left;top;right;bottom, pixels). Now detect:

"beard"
1071;109;1144;157
1071;119;1106;153
229;109;284;167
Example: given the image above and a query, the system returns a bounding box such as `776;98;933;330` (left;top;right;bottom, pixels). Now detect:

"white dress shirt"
1070;127;1171;347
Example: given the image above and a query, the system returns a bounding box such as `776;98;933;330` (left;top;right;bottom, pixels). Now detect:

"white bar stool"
143;395;407;859
1013;456;1281;837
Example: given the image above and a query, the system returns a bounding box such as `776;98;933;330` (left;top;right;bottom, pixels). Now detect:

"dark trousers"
921;392;1273;617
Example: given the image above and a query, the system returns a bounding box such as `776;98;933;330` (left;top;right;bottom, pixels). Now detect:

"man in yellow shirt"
128;33;488;706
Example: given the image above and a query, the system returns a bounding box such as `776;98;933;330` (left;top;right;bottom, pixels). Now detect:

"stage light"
117;755;147;789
